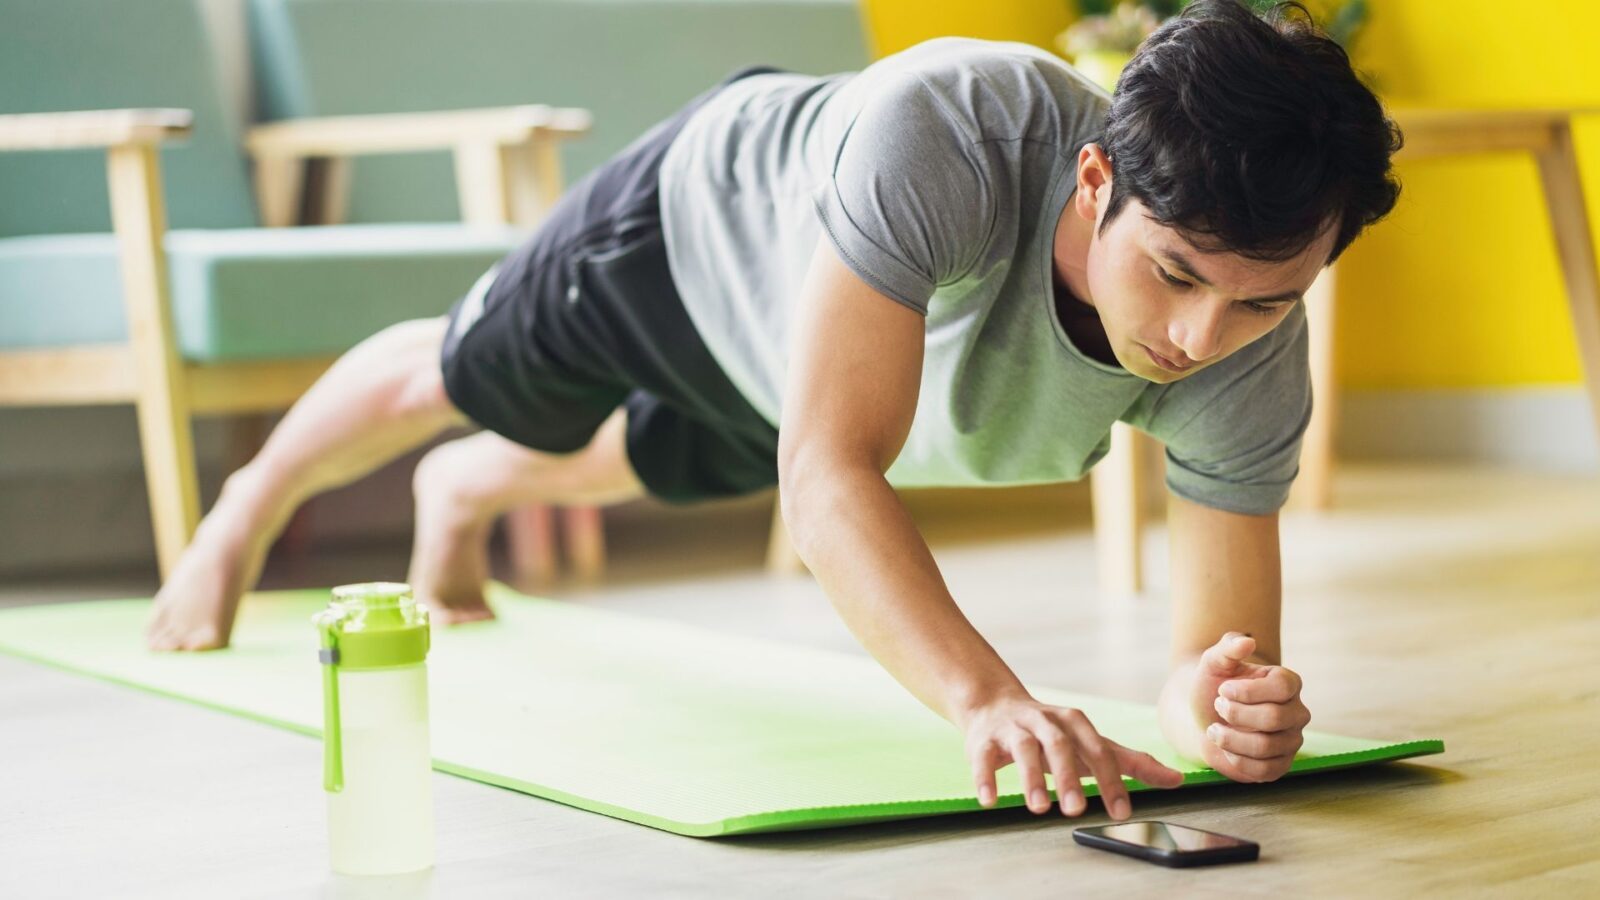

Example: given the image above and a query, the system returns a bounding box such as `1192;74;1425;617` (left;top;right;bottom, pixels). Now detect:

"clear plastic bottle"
314;583;435;875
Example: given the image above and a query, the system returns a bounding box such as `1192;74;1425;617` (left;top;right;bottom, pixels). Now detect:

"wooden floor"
1;463;1596;898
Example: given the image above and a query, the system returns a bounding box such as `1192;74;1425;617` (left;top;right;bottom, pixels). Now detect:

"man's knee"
412;416;644;508
412;436;469;498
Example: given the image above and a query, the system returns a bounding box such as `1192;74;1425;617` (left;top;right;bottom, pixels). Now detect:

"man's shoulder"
886;36;1070;77
858;37;1109;145
879;37;1108;100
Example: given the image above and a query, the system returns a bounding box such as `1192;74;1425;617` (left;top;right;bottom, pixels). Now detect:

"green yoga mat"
0;583;1443;837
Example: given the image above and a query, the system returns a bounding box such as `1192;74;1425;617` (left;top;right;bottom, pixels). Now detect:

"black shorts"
439;65;788;504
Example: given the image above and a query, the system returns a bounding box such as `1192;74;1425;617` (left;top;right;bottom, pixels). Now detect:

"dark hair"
1095;0;1403;266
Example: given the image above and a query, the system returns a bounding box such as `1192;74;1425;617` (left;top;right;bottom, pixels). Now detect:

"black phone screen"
1073;821;1259;867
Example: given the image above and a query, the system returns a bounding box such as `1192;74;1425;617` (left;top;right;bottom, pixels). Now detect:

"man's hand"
962;695;1186;819
1189;631;1311;783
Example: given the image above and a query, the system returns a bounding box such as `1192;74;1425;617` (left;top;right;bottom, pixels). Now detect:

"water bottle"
313;582;435;875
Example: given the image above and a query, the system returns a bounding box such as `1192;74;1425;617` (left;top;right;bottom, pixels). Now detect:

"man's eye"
1158;269;1190;288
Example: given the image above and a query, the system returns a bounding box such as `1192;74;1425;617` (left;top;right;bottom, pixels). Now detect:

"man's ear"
1075;143;1113;222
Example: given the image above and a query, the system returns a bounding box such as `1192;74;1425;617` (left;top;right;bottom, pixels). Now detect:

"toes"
149;627;189;652
184;625;226;651
434;605;494;626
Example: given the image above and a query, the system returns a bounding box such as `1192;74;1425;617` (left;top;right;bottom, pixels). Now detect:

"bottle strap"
317;622;344;793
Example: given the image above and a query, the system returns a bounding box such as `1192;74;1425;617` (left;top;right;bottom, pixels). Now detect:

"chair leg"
1290;264;1338;511
766;494;806;575
1089;422;1150;596
107;143;200;579
134;394;202;581
504;503;559;586
561;504;606;580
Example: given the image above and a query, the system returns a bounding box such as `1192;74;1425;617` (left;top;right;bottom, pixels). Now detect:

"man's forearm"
783;467;1027;727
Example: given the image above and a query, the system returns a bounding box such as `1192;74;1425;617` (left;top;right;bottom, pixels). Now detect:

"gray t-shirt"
657;37;1310;515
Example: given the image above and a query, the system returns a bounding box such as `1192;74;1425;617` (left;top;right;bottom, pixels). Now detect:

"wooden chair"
0;103;589;579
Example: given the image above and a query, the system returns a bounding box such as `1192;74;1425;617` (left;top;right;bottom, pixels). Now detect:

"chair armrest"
245;104;592;159
0;108;192;152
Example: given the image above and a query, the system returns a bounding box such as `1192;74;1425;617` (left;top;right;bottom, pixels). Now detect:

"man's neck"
1053;276;1121;369
1049;184;1121;369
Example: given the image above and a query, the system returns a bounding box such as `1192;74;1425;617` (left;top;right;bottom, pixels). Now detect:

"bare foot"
408;458;497;626
145;475;277;652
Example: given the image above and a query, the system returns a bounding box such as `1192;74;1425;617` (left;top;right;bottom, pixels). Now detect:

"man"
147;0;1402;822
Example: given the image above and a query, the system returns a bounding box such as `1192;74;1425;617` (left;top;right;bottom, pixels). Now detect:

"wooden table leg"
1534;119;1600;443
561;505;606;581
505;504;558;587
1290;264;1338;511
1090;422;1150;595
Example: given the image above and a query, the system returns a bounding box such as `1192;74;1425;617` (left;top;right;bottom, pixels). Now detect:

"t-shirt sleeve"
810;72;997;314
1147;304;1314;515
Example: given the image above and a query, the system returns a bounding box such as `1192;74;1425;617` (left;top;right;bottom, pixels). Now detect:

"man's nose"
1171;303;1226;362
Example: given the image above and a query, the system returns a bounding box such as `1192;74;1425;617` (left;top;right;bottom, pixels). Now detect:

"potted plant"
1055;0;1369;94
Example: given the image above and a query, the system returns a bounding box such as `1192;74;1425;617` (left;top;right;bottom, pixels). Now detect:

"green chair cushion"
0;224;521;360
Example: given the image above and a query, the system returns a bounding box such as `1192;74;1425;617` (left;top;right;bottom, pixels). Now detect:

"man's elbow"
776;444;863;562
776;450;825;561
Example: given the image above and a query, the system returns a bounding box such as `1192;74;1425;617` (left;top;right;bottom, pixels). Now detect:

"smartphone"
1072;821;1259;868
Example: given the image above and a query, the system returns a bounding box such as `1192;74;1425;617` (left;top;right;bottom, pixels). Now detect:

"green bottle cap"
314;583;432;793
318;582;431;669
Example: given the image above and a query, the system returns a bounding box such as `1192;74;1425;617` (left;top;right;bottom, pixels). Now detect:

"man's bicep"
810;73;996;309
779;235;925;477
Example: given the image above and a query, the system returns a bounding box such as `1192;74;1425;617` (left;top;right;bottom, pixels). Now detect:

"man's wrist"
1158;659;1206;760
947;679;1032;731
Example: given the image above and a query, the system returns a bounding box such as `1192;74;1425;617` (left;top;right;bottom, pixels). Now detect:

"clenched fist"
1189;631;1312;783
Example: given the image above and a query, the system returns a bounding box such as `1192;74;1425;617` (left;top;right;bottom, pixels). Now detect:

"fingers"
1112;744;1188;789
1200;631;1258;677
1209;745;1296;782
1213;694;1311;732
1010;712;1125;819
1035;722;1086;817
1008;732;1054;814
1207;721;1304;760
1219;666;1302;703
1207;665;1309;785
967;704;1183;820
970;740;1002;808
1063;713;1132;821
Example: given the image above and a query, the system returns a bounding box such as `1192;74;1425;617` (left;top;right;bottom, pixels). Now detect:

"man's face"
1058;145;1335;384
